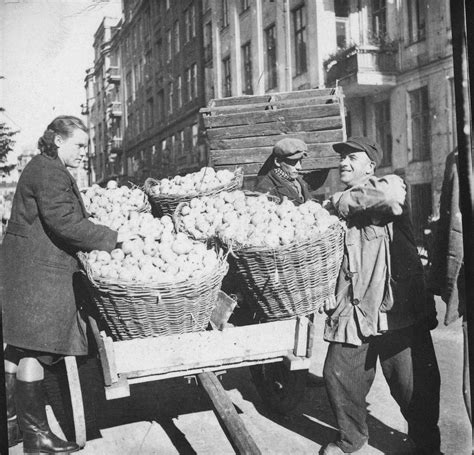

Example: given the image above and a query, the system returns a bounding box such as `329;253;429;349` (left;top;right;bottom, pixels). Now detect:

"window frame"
408;85;431;162
265;24;277;90
293;5;308;76
241;41;253;95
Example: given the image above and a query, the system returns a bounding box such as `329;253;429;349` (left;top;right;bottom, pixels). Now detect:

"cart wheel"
250;362;308;415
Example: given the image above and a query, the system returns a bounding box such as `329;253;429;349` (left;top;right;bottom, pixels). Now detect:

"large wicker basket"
78;252;229;340
143;167;244;217
223;222;345;320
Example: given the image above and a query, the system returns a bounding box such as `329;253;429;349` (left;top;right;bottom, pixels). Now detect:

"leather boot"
5;372;23;447
16;379;80;454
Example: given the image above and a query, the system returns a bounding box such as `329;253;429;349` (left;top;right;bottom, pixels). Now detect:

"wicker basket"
223;222;345;321
143;167;244;217
77;252;229;340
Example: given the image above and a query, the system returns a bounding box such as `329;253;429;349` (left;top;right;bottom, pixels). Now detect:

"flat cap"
273;138;308;160
333;136;383;167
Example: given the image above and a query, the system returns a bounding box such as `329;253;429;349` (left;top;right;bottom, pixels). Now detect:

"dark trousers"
323;326;441;453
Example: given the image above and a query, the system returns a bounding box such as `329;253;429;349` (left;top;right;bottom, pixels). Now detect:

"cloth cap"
332;136;383;167
273;138;308;160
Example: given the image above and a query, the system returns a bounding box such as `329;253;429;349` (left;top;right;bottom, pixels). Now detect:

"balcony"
106;66;121;83
325;45;398;96
107;101;122;117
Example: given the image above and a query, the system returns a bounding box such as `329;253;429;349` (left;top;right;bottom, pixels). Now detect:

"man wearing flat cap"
321;137;442;454
255;137;310;205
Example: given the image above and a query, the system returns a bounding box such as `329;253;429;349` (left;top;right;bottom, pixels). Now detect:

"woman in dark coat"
1;116;126;453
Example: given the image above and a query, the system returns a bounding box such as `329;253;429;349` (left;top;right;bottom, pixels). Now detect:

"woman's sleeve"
36;166;118;252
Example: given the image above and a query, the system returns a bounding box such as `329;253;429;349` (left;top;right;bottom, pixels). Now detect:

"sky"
0;0;122;160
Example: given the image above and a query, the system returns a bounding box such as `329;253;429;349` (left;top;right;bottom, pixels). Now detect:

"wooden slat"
209;143;340;165
64;356;86;448
203;96;339;114
112;319;298;375
293;317;309;357
206;116;343;140
210;129;343;150
215;157;340;174
198;372;261;455
202;104;341;128
207;88;336;107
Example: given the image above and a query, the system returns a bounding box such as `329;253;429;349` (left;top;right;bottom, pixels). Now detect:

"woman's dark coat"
1;154;117;356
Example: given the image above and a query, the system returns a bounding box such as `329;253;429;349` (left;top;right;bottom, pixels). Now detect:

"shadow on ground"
44;356;414;455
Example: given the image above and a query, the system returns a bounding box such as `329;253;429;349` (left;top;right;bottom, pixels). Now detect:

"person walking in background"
428;150;471;428
321;137;442;455
1;116;131;453
255;137;311;205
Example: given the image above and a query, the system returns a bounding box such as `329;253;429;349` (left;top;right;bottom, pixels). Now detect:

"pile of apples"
85;214;221;283
148;167;237;196
178;190;340;249
82;180;149;231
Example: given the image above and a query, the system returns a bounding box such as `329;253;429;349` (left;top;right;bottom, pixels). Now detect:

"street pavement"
8;298;472;454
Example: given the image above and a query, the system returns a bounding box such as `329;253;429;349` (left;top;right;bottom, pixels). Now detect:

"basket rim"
77;249;229;292
143;167;243;201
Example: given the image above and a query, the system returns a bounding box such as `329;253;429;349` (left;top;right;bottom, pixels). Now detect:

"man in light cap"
321;137;442;454
255;137;310;205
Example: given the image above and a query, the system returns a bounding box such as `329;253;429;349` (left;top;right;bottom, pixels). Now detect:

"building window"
242;42;253;95
240;0;250;13
222;0;229;28
186;67;192;101
126;71;133;101
166;29;172;61
192;123;199;148
179;130;185;157
372;0;387;38
174;20;180;54
293;5;307;76
265;24;277;90
448;77;457;151
192;63;198;99
407;0;426;43
191;3;196;37
165;0;170;10
409;86;430;161
186;63;197;101
146;97;154;129
374;99;392;167
157;89;165;122
223;56;232;97
335;0;349;48
177;75;182;107
410;183;432;243
184;8;191;43
168;81;174;114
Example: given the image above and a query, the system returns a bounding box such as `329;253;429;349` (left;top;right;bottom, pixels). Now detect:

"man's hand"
386;175;406;215
318;295;337;314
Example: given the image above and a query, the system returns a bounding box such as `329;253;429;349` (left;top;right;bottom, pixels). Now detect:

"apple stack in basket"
77;180;228;340
174;190;345;321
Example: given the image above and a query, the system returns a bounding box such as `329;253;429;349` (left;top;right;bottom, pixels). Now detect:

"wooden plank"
207;88;336;107
206;116;343;140
64;356;86;448
104;376;130;400
293;317;309;357
209;143;340;165
306;320;316;358
112;319;298;376
103;335;119;384
282;354;312;371
203;96;339;115
210;129;343;150
215;157;340;174
120;351;291;380
202;104;341;128
88;316;114;387
198;372;261;455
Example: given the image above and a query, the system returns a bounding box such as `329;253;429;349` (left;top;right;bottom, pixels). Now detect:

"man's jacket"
254;169;310;205
324;175;434;346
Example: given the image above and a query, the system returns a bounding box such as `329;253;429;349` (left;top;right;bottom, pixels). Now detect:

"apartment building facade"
325;0;455;240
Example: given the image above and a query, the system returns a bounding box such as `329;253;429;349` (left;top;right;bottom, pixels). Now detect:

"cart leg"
64;356;86;448
197;372;261;455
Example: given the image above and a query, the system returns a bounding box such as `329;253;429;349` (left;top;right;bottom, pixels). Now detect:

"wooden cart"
64;300;315;454
62;88;345;453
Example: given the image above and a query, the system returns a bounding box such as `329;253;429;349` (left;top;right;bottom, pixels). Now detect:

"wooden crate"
201;88;346;177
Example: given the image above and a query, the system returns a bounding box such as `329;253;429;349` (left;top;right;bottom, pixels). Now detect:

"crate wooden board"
201;88;346;176
111;318;302;380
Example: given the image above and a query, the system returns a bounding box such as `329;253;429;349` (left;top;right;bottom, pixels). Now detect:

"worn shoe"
5;372;23;447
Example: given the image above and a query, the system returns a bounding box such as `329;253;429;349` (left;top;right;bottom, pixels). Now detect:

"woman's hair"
37;115;87;158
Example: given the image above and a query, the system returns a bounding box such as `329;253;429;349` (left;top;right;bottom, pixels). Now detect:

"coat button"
352;298;360;306
346;271;354;280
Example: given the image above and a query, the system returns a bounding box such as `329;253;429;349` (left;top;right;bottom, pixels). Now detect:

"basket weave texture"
77;252;229;340
224;222;345;320
143;167;244;217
